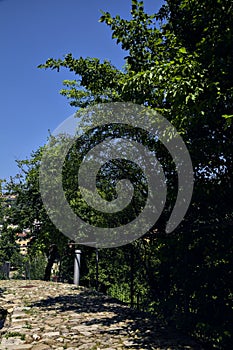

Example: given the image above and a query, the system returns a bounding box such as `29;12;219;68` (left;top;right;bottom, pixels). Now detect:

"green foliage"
13;253;47;280
0;193;23;272
5;1;232;348
4;146;70;280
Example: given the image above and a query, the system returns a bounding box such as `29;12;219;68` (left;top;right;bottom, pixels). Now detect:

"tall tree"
14;0;232;347
5;147;69;281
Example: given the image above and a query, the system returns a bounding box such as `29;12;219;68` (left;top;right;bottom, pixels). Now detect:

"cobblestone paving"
0;280;204;350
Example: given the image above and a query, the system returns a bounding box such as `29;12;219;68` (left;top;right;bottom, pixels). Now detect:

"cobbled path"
0;280;204;350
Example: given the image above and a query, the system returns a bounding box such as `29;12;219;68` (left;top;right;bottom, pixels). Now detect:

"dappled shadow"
0;288;5;298
30;289;203;350
0;307;7;330
0;288;7;330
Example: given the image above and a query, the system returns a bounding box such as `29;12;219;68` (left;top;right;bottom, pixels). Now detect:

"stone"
31;344;50;350
42;331;60;337
32;333;41;340
0;280;203;350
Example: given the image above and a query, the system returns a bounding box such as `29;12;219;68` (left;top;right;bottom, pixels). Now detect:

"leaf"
222;114;233;119
179;47;187;54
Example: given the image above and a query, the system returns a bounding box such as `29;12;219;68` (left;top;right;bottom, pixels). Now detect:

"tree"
11;0;232;347
5;147;70;281
0;189;23;275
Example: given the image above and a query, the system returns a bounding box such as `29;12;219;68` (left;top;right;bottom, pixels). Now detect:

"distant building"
15;229;32;256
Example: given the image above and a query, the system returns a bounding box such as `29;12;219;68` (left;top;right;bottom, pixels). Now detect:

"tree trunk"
44;244;59;281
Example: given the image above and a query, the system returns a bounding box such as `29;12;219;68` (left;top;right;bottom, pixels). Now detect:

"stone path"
0;280;204;350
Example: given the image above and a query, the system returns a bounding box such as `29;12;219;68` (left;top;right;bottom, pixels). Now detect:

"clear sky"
0;0;163;181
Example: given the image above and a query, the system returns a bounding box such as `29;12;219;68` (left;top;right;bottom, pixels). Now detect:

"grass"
3;331;26;341
23;321;32;329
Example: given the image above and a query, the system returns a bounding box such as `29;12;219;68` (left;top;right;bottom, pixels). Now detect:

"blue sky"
0;0;163;181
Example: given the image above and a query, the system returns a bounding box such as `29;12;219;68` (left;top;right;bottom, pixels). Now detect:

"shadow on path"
30;289;203;350
0;308;7;330
0;288;7;330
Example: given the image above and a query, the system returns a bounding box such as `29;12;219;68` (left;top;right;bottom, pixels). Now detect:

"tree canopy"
3;1;233;348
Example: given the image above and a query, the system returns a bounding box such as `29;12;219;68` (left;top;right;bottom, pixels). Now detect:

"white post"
74;249;81;286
